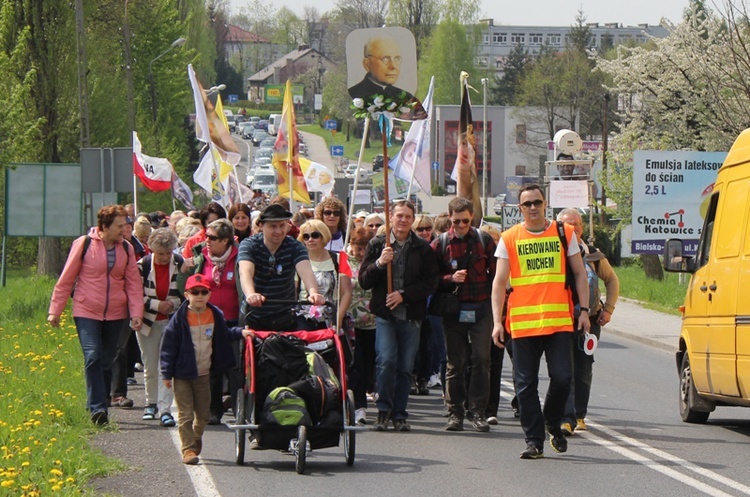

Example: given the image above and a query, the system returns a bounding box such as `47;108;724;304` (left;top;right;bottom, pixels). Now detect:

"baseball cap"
185;274;211;291
354;210;370;219
259;204;293;222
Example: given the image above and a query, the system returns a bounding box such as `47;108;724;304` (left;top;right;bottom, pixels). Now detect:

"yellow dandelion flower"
21;462;29;467
65;477;75;484
50;468;63;476
1;480;14;487
52;484;61;491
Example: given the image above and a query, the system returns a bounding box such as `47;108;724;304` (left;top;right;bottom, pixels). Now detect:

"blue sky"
229;0;691;27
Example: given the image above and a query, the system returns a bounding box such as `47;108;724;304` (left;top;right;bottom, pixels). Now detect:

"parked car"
254;148;273;162
251;129;268;146
493;194;506;215
238;122;254;138
251;173;277;195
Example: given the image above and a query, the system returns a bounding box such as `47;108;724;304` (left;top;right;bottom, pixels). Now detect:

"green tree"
418;0;481;105
568;9;593;53
489;43;530;105
387;0;442;57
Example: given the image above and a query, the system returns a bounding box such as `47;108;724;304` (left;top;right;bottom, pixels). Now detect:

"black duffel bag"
429;289;460;317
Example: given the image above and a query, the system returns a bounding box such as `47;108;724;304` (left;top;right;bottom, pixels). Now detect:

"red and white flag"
133;131;172;192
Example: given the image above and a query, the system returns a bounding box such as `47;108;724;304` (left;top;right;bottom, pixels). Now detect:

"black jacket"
358;231;438;321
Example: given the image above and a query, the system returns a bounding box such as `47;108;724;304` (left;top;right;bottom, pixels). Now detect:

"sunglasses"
520;199;544;208
416;226;432;232
367;223;382;228
188;289;210;296
323;210;341;217
205;234;222;241
451;219;471;225
302;231;322;241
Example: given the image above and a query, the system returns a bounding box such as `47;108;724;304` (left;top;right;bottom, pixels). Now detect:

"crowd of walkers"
48;184;618;464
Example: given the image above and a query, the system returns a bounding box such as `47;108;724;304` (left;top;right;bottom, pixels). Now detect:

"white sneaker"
487;416;499;425
426;373;442;388
355;408;367;426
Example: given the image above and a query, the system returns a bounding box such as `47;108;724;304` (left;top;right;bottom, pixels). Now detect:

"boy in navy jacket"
161;274;251;464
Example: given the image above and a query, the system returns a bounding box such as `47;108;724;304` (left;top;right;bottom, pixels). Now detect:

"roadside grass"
613;264;688;316
298;123;404;165
0;270;124;496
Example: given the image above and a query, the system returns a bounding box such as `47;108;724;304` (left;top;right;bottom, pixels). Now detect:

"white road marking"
500;381;750;496
586;420;750;495
168;417;222;497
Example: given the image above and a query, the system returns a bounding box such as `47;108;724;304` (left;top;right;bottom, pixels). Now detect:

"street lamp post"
149;37;186;122
481;78;489;217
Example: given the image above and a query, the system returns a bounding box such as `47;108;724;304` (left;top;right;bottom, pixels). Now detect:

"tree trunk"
641;254;664;281
37;238;64;278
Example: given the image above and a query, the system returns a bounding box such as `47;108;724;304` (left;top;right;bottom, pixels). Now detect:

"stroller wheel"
235;387;246;465
295;425;307;474
344;390;356;466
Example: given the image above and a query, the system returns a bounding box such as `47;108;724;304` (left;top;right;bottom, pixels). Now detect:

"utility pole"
601;93;609;226
74;0;90;147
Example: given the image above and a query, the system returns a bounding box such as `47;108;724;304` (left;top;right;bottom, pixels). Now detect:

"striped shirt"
238;234;309;318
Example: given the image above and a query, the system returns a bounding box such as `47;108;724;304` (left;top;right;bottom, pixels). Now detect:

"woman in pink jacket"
48;205;144;426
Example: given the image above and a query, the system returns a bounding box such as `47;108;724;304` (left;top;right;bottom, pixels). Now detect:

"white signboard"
548;180;588;208
502;205;553;230
631;150;725;254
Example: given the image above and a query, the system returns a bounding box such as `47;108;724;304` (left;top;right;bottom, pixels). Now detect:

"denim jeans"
443;303;493;418
111;323;133;398
512;331;572;447
351;328;377;410
74;317;129;413
486;342;506;418
563;317;602;423
374;316;421;420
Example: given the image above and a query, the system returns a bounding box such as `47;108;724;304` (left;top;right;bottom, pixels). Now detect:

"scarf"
208;245;233;287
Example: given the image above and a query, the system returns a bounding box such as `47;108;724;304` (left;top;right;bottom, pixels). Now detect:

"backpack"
254;334;309;407
288;374;341;426
261;387;312;426
555;222;600;310
72;235;130;297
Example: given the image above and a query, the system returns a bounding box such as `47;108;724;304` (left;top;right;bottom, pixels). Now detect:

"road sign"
330;145;344;157
325;119;337;130
432;161;439;171
228;94;239;103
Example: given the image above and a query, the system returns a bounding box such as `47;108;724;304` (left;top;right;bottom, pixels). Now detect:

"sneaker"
208;414;221;425
392;419;411;432
560;422;575;437
126;377;137;386
91;409;108;426
445;414;464;431
160;413;176;427
471;415;490;432
249;437;263;450
520;443;544;459
111;396;134;408
134;362;144;372
486;416;499;425
355;408;367;426
576;418;588;431
142;405;157;420
426;373;442;388
182;450;199;465
549;431;568;453
373;411;390;431
416;378;430;395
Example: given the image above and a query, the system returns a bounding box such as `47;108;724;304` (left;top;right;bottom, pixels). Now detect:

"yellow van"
664;128;750;423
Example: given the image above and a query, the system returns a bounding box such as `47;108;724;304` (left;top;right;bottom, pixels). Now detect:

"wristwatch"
579;307;590;313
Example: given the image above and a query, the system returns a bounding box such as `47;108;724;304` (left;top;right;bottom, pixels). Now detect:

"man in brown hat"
238;204;324;330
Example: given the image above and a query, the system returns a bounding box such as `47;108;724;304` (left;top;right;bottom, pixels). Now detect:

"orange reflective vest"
501;221;574;338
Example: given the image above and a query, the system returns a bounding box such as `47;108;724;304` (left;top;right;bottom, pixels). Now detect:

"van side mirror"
663;239;694;273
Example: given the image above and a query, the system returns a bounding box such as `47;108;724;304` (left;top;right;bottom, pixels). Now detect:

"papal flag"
452;71;482;227
272;80;310;204
188;64;239;204
390;76;434;196
132;131;172;192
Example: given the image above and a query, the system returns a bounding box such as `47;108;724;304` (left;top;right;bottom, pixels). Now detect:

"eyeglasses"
188;289;210;296
302;231;322;241
520;199;544;208
451;219;471;225
416;226;432;232
323;210;340;217
205;234;222;241
268;255;281;275
367;55;403;66
367;223;382;229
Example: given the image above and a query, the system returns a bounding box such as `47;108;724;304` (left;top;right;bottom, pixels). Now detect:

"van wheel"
679;354;710;424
